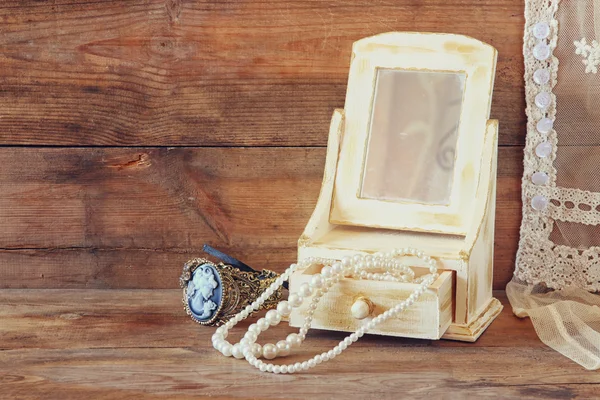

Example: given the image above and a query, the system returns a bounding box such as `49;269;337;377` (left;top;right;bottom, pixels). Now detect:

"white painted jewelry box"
289;32;502;341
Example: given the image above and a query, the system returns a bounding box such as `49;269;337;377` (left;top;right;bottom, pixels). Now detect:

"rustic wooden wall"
0;0;525;290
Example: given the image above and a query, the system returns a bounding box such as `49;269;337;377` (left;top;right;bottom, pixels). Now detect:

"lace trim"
524;184;600;225
546;187;600;225
516;0;600;292
574;37;600;74
515;240;600;289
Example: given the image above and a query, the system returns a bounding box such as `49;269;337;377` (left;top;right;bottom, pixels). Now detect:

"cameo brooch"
180;246;284;326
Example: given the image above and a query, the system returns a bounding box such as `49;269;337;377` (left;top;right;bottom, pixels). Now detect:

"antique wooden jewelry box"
289;32;502;341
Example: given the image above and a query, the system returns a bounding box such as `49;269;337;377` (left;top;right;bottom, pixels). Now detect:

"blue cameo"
187;263;222;323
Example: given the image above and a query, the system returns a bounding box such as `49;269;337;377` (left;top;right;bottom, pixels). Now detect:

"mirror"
360;69;466;205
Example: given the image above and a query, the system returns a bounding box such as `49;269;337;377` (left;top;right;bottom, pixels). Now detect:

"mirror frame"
330;32;497;235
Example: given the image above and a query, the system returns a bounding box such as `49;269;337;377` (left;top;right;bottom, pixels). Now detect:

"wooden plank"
0;248;297;289
0;146;522;289
0;290;537;351
0;147;322;249
2;348;598;400
495;146;523;288
0;290;598;399
0;0;525;146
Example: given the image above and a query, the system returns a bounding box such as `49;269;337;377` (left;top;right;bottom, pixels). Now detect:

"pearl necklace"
211;248;438;374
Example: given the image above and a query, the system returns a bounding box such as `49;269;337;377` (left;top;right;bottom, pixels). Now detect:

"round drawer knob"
351;297;374;320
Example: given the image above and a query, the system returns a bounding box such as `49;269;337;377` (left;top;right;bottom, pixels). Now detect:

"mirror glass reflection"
360;69;465;205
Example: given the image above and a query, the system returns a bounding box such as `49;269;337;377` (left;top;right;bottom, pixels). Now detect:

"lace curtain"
508;0;600;370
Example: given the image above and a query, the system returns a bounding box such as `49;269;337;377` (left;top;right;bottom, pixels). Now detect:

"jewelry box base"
442;297;503;342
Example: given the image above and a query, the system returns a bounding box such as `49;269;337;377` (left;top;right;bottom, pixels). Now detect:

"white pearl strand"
211;248;438;374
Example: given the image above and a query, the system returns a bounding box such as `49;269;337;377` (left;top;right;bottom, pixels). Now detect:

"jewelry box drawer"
289;266;454;340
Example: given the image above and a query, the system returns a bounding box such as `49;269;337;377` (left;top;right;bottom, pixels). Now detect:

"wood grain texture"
1;290;599;399
0;1;526;290
0;147;522;289
0;290;532;350
0;0;525;146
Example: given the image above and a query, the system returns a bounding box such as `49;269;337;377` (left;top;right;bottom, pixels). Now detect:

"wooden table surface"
1;290;598;399
3;1;595;399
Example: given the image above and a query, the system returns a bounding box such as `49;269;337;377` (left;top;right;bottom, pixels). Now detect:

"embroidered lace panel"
574;38;600;73
509;0;600;372
516;0;600;292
